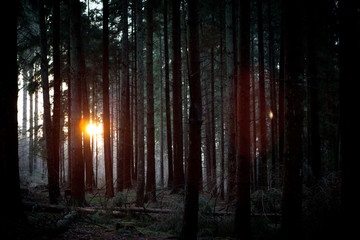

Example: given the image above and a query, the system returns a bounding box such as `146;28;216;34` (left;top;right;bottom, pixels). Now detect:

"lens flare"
86;121;102;135
269;110;274;120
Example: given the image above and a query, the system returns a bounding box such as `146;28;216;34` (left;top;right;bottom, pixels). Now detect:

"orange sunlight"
86;121;102;135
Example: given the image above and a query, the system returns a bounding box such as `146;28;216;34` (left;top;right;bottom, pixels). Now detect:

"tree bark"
233;0;251;238
119;0;132;190
281;1;305;238
172;0;185;191
70;0;85;204
163;0;174;189
145;0;156;202
52;0;61;196
39;0;59;203
0;1;22;237
257;0;268;189
225;0;236;203
180;0;202;238
102;0;114;198
135;0;145;206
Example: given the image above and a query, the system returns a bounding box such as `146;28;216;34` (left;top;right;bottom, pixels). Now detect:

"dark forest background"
1;0;359;239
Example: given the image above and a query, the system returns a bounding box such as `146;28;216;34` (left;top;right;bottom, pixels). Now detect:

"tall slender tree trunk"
163;0;173;189
120;0;132;190
225;0;236;202
159;33;165;187
29;92;34;175
210;31;217;195
306;0;323;183
172;0;185;191
257;0;268;189
145;0;156;202
22;70;27;137
281;1;305;238
39;0;59;204
102;0;114;198
219;5;225;200
180;0;202;238
135;0;145;206
234;0;251;238
70;0;85;204
52;0;61;197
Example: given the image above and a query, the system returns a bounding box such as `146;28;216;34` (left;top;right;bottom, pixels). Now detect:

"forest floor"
17;180;283;240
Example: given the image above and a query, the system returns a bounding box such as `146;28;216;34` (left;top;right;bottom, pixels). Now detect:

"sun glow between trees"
85;121;102;136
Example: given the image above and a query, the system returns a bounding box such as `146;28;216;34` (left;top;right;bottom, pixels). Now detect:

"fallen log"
22;201;280;220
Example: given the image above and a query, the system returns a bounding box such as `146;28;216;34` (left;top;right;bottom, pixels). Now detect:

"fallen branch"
23;201;280;220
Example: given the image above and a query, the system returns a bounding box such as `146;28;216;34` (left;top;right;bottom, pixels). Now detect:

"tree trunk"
163;0;173;189
52;0;61;197
135;0;145;206
145;0;156;202
119;0;131;190
70;0;85;204
225;0;236;203
159;32;165;187
257;0;268;190
338;0;360;238
233;0;251;238
210;31;217;195
180;0;202;238
0;2;22;236
39;0;59;204
29;92;34;175
281;1;305;238
306;0;324;183
172;0;185;191
102;0;114;198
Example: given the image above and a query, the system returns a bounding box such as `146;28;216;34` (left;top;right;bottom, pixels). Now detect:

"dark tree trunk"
233;0;251;238
102;0;114;198
281;1;305;238
145;0;156;202
257;0;268;189
69;0;85;204
135;0;145;206
225;0;236;203
0;2;22;237
163;0;173;189
120;0;132;190
39;0;59;204
172;0;185;191
338;0;360;238
180;0;202;238
306;0;325;183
